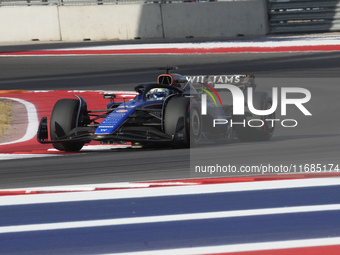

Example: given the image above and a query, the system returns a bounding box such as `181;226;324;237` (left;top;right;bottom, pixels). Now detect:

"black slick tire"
50;99;85;152
164;97;201;147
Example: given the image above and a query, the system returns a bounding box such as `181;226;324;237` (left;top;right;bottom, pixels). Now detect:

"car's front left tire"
50;99;85;152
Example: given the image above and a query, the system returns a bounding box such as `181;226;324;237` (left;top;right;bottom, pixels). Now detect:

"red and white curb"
0;97;39;146
103;238;340;255
2;35;340;56
1;173;339;196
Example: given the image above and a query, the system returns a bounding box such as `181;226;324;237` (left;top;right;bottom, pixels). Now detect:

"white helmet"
146;88;169;100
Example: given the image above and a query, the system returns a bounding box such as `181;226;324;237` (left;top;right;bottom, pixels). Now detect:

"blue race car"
37;68;274;151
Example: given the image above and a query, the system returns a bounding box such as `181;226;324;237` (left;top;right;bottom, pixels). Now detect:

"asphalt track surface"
0;43;340;189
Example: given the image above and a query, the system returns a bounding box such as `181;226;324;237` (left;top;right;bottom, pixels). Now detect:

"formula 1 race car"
37;67;275;151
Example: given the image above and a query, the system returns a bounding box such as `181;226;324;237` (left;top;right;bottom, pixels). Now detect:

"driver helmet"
147;88;169;100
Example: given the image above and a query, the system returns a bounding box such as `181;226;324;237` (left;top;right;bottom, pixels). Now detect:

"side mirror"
103;94;116;99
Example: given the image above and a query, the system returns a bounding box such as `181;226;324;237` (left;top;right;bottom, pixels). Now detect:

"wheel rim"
191;108;201;140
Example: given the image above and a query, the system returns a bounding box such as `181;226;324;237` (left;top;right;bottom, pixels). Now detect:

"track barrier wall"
0;0;268;42
161;0;268;39
0;6;61;42
58;4;164;41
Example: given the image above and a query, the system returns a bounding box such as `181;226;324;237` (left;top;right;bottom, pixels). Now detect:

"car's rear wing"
184;74;256;90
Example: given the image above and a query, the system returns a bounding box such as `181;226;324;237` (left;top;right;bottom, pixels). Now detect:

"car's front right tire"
164;97;201;147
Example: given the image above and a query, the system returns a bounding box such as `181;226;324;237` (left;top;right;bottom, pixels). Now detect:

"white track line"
102;237;340;255
0;97;38;146
56;35;340;51
0;154;61;160
1;203;339;234
1;177;340;206
0;181;196;192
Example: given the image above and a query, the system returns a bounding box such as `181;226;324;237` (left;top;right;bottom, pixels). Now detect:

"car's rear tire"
235;91;275;142
164;97;201;147
50;99;85;152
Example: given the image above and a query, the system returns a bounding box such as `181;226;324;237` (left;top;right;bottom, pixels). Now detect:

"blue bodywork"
95;95;163;135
